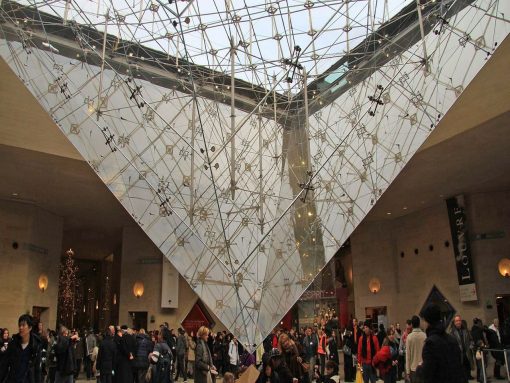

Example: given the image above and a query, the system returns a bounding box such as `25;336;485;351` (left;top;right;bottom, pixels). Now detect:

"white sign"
161;258;179;308
459;283;478;302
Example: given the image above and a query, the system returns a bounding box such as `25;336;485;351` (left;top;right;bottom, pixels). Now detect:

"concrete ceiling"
0;36;509;256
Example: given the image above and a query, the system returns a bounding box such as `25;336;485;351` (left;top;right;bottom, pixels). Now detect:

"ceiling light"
11;192;19;197
403;206;408;210
387;212;391;215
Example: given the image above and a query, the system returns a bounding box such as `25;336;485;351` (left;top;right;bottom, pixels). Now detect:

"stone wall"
351;191;510;326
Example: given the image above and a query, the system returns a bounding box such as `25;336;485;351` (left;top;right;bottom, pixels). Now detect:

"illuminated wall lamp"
133;281;144;298
498;258;510;278
38;274;48;292
368;278;381;294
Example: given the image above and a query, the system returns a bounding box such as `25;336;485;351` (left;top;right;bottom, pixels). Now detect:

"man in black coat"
54;326;77;383
97;327;117;383
0;314;43;383
419;304;467;383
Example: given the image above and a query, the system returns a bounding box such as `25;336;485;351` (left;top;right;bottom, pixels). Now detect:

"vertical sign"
161;257;179;308
446;195;477;302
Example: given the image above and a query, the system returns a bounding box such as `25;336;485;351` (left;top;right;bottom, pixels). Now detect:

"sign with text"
446;196;477;302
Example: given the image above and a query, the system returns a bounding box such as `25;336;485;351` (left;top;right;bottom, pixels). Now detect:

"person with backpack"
0;314;43;383
150;332;173;383
54;326;77;383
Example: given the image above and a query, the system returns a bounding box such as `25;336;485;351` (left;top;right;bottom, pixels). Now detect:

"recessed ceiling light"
11;192;19;197
439;194;444;198
403;206;408;210
386;212;392;215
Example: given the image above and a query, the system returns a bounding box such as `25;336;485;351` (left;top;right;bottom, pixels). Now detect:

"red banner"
181;301;212;335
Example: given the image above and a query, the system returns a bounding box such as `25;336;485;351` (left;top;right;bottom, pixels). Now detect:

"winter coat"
420;322;467;383
373;345;393;376
134;333;153;369
0;332;43;383
55;336;76;376
448;324;474;369
187;337;196;362
96;335;117;375
194;339;213;383
176;334;187;357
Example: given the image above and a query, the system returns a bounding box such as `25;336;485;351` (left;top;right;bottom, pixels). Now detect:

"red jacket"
357;335;380;365
372;345;392;376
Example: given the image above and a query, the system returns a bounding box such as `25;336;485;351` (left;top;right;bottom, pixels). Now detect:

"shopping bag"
355;369;363;383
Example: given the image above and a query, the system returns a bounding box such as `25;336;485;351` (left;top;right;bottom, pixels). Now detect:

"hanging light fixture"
133;281;144;298
498;258;510;278
38;274;48;292
368;278;381;294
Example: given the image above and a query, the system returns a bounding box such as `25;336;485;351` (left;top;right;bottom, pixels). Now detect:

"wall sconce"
38;274;48;292
368;278;381;294
498;258;510;278
133;281;144;298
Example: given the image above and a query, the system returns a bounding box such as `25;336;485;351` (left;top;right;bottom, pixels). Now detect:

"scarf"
361;334;376;359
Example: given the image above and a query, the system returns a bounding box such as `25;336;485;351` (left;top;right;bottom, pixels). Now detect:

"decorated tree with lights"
58;248;79;327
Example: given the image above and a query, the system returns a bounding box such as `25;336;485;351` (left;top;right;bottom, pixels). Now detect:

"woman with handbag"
195;326;217;383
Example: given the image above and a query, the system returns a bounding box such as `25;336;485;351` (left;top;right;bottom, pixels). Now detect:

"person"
0;314;43;383
301;327;318;383
72;329;84;381
0;328;10;364
315;360;339;383
278;333;303;383
326;331;338;365
47;330;58;383
471;318;488;383
85;329;98;380
223;372;235;383
269;348;293;383
256;361;280;383
398;320;412;380
488;318;505;380
419;303;466;383
342;328;355;382
54;326;77;383
317;328;327;377
186;332;196;378
405;316;425;383
175;328;188;382
134;329;153;383
376;324;386;349
372;329;399;383
448;314;474;381
97;326;117;383
227;336;239;377
357;321;379;383
195;326;217;383
212;333;224;377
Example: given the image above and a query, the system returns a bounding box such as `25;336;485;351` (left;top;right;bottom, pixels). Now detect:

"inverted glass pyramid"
0;0;508;347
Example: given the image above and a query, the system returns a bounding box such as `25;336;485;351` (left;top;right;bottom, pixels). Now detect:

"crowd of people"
1;305;509;383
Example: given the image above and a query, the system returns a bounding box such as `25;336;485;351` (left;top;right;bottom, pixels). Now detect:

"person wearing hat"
405;316;426;383
419;303;466;383
357;320;379;383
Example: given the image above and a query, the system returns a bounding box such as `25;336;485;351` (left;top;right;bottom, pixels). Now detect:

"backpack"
152;351;172;383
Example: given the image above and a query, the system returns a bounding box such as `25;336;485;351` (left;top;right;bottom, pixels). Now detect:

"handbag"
355;369;363;383
145;366;152;383
343;345;352;356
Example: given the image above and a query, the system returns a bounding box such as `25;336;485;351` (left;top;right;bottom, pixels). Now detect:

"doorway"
496;294;510;326
129;311;148;330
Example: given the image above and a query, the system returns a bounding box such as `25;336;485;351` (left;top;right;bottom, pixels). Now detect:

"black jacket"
134;334;153;369
0;332;43;383
54;336;76;376
421;322;467;383
97;335;117;374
